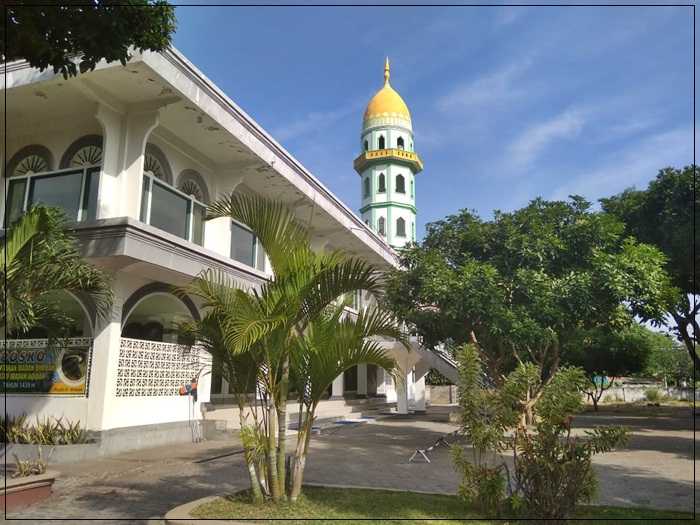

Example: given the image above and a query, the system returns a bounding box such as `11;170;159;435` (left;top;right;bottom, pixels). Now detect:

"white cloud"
550;126;693;201
435;58;533;113
507;108;586;167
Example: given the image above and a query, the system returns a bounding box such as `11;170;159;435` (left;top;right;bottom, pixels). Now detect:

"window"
143;143;173;183
396;174;406;193
378;216;386;236
364;139;369;151
378;135;385;149
363;177;370;197
6;145;53;178
4;165;99;227
231;221;266;271
139;173;205;245
396;217;406;237
378;173;386;193
410;179;414;198
397;137;405;150
412;221;416;241
61;135;103;169
177;169;210;204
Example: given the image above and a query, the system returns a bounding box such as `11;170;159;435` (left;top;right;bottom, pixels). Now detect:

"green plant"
1;414;90;445
11;446;51;478
644;388;663;403
453;344;629;522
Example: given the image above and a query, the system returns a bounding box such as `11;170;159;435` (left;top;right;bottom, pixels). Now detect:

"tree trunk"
266;400;281;502
672;311;700;370
276;356;290;500
290;407;315;502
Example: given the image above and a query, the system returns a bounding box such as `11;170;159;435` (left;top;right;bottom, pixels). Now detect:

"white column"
86;275;125;431
357;363;368;397
412;362;429;412
95;104;125;220
331;373;344;399
395;370;410;414
120;110;160;219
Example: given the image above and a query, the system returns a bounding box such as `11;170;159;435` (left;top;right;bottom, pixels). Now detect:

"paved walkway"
5;405;696;523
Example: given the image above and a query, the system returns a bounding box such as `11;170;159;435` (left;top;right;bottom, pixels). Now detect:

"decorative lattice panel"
115;338;206;397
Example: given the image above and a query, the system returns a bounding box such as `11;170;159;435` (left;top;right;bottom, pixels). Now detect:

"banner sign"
1;337;92;395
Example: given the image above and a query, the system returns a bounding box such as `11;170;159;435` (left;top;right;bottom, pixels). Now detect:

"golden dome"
363;58;411;128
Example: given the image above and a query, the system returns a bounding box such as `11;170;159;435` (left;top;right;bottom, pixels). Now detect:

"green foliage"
184;194;399;503
2;415;90;445
2;1;176;78
426;369;452;385
644;388;663;403
601;166;699;368
12;454;48;478
563;323;657;409
453;344;628;521
644;337;693;387
385;197;671;380
1;206;112;337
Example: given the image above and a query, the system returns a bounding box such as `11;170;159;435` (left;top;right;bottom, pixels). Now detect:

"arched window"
364;139;369;151
397;137;405;150
177;169;210;204
6;145;53;178
378;173;386;193
60;135;103;169
396;174;406;194
143;143;173;184
410;179;414;198
378;217;386;236
396;217;406;237
363;177;370;197
378;135;385;149
412;221;416;241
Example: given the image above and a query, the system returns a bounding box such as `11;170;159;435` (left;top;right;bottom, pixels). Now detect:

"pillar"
86;274;125;431
412;361;429;412
395;370;410;414
121;110;160;219
331;373;344;400
357;363;368;397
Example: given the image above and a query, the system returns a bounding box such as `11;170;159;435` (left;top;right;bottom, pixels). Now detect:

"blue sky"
173;4;694;239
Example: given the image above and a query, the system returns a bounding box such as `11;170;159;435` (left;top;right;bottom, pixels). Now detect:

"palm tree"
184;193;401;502
1;205;112;337
288;303;404;500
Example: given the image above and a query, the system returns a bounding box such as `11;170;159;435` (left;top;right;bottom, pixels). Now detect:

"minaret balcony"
353;148;423;174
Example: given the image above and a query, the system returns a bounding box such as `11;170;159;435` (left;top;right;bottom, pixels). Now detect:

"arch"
11;290;94;339
363;177;370;198
60;135;104;169
395;174;406;194
143;143;173;184
378;216;386;236
363;139;369;152
378;173;386;193
378;135;385;150
121;282;200;330
177;169;210;204
397;137;405;150
396;217;406;237
6;145;54;178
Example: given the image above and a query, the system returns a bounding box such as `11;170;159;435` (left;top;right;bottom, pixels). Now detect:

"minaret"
354;58;422;249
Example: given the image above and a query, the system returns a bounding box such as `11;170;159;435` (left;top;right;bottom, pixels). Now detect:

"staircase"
410;338;459;384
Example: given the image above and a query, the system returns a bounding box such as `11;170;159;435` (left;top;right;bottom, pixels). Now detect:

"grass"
190;486;694;524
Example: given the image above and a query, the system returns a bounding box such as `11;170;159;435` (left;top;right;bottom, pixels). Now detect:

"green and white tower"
354;58;423;249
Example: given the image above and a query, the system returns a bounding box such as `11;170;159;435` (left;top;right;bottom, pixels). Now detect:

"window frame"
3;164;100;228
230;218;266;272
363;177;371;198
378;173;386;193
140;172;207;245
378;216;386;236
396;174;406;194
396;217;406;237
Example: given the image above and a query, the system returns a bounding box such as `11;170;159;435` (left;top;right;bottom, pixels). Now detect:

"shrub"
1;415;90;445
453;344;628;522
644;387;663;403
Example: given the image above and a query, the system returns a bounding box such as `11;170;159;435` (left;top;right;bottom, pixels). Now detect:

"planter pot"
1;470;58;511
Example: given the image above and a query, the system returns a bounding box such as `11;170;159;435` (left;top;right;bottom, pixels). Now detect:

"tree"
563;324;656;410
183;194;403;503
1;206;112;337
385;197;671;392
452;343;627;521
2;1;176;78
645;335;693;388
601;166;699;369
